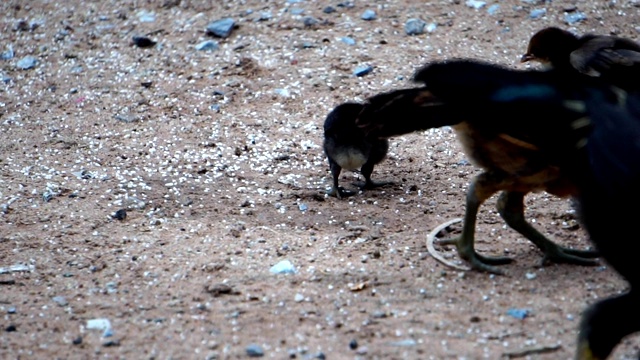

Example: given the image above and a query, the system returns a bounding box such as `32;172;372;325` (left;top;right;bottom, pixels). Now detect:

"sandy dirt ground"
1;0;639;359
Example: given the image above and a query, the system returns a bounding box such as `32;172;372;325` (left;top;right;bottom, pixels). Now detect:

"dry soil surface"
1;0;639;359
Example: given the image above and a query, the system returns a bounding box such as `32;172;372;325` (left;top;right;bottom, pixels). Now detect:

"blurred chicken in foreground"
357;61;600;274
358;58;640;359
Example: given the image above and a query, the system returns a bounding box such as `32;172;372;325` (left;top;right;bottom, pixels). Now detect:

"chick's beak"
520;53;534;63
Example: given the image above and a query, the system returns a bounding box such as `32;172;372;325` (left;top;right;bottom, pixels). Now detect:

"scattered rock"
115;114;140;123
302;16;319;26
16;56;38;70
52;296;68;307
196;40;219;51
353;65;373;77
323;6;336;14
205;283;239;297
405;18;426;35
137;10;156;22
337;1;355;8
111;209;127;221
270;260;297;274
294;293;304;302
341;36;356;45
5;324;17;332
206;18;235;38
529;8;547;19
103;339;120;347
564;11;586;24
246;344;265;357
132;35;156;48
86;318;113;337
349;339;358;350
487;4;500;15
361;9;376;20
72;336;83;345
465;0;486;9
0;264;35;274
506;308;530;319
126;197;147;210
372;310;388;318
389;339;416;346
256;12;271;21
1;46;14;60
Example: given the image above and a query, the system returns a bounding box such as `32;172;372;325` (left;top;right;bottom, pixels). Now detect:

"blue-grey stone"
1;75;11;84
341;36;356;45
291;8;304;15
466;0;486;9
137;10;156;23
196;40;219;51
506;308;530;319
487;4;500;15
7;307;16;314
87;318;113;337
529;8;546;19
564;11;586;24
337;1;355;8
246;344;265;357
70;65;83;73
323;6;336;13
275;88;290;97
405;18;426;36
16;56;37;70
287;0;302;3
105;282;118;293
298;203;308;211
269;260;296;274
426;22;437;33
302;16;318;26
361;9;376;20
256;12;271;21
390;339;417;347
210;104;221;112
52;296;68;307
1;46;14;60
206;18;235;38
353;65;373;77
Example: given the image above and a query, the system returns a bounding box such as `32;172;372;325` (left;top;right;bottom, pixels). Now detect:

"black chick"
323;102;390;198
357;60;601;274
521;27;640;90
572;89;640;360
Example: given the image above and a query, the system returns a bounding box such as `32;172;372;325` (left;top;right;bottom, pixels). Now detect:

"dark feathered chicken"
357;60;600;274
521;27;640;91
572;89;640;360
323;102;390;198
360;58;640;358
